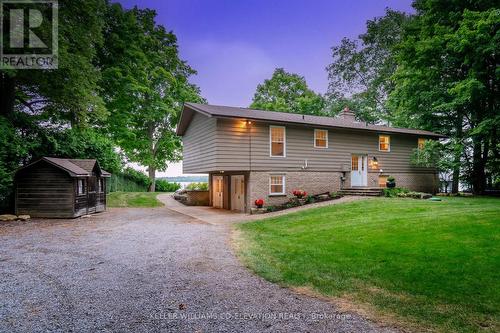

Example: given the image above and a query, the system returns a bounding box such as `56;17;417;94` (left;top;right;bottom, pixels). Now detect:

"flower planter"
386;181;396;188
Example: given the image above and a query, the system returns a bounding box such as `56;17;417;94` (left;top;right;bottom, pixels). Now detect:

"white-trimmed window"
314;129;328;148
269;175;285;195
77;179;86;195
418;138;426;150
270;126;286;157
379;135;390;152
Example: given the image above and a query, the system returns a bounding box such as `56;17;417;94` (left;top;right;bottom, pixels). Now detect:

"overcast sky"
117;0;414;177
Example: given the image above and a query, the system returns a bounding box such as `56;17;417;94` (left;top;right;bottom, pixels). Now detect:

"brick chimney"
341;106;356;122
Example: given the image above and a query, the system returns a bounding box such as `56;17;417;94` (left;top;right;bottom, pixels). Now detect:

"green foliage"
389;3;499;193
237;197;500;332
305;194;316;204
185;182;209;191
98;4;204;190
155;179;181;192
326;9;410;122
266;205;277;213
250;68;325;115
386;176;395;182
382;187;409;197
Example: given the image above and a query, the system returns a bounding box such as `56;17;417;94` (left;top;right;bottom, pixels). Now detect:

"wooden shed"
15;157;111;218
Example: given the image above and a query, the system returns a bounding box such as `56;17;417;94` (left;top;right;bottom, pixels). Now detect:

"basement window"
269;175;285;195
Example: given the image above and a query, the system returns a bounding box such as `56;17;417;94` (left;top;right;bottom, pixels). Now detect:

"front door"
212;176;224;208
231;175;245;212
351;155;367;187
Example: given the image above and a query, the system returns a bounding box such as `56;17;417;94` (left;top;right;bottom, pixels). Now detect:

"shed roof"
18;157;111;178
177;102;446;138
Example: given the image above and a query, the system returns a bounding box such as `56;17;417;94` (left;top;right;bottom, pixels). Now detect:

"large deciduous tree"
99;5;204;191
250;68;325;115
326;9;410;123
389;1;499;193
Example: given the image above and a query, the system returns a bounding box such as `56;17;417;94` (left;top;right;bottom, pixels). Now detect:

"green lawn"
107;191;165;208
236;197;500;332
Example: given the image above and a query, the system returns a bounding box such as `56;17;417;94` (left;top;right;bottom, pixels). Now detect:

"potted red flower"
255;198;264;208
292;189;307;199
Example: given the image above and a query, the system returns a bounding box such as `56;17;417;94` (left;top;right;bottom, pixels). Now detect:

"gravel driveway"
0;204;395;332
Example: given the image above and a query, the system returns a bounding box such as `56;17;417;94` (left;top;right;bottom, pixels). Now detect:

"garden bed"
261;192;343;214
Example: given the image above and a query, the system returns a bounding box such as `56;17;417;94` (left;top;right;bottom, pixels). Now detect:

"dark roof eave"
178;102;446;138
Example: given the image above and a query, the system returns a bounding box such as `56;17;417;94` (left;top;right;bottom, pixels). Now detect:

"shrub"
305;194;315;204
330;192;342;199
186;182;208;191
266;205;277;212
155;179;181;192
387;176;395;182
383;187;409;198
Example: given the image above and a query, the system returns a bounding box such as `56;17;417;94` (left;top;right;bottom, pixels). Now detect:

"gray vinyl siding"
182;112;217;173
214;118;435;174
182;115;435;174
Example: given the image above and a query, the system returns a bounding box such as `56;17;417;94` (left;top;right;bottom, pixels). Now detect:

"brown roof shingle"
19;157;111;177
177;102;446;138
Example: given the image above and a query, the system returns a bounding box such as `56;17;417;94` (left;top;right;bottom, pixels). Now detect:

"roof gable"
177;102;446;138
17;157;111;178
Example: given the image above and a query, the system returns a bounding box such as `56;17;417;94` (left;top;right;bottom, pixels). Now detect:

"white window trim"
378;135;391;152
269;125;286;157
314;129;329;148
269;175;286;196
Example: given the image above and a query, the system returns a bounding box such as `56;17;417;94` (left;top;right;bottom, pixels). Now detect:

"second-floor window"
314;129;328;148
379;135;390;152
269;175;285;195
270;126;285;157
418;138;426;150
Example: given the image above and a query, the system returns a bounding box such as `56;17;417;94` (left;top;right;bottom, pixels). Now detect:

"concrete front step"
339;188;383;197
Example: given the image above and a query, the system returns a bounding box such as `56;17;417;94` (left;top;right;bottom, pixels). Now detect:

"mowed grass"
236;197;500;332
107;191;165;208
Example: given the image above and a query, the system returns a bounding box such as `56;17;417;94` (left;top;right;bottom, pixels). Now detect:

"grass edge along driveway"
107;191;165;208
235;197;500;333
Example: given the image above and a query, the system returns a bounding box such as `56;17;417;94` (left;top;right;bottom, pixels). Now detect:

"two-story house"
176;103;444;212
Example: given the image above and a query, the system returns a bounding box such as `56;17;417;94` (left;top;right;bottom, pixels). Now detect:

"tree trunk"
471;137;487;194
0;73;16;118
148;166;156;192
451;115;463;193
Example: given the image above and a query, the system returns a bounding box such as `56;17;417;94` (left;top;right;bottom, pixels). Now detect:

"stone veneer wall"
247;171;343;208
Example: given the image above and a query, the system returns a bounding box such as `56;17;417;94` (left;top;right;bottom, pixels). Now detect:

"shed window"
314;129;328;148
98;179;104;193
77;179;86;195
379;135;390;152
418;138;426;150
270;126;285;157
269;175;285;195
